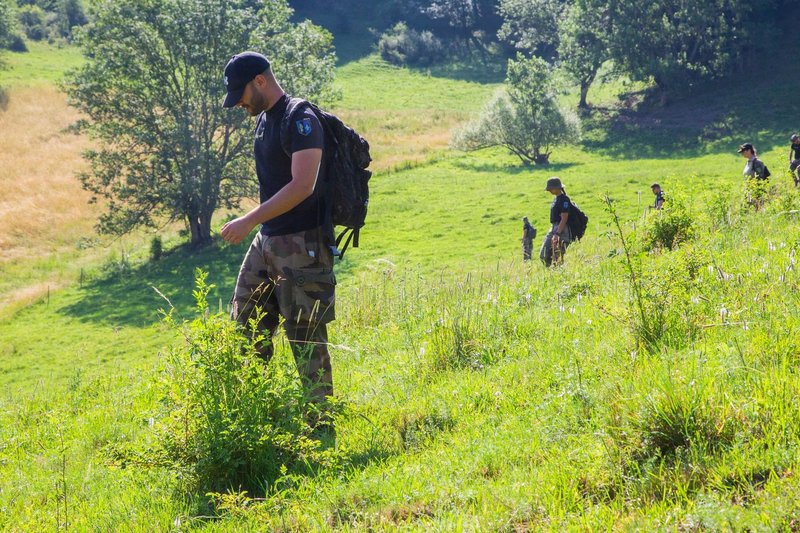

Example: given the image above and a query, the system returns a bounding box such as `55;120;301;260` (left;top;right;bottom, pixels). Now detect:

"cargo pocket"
279;266;336;325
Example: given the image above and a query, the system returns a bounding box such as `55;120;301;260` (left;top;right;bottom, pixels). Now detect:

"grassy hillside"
3;39;800;530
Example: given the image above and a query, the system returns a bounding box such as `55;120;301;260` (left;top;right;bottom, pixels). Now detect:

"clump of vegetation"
149;235;162;261
641;193;696;251
378;22;445;67
452;54;580;165
15;0;86;43
151;271;337;494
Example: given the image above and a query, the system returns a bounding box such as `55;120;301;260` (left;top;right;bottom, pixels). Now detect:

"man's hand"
220;215;257;245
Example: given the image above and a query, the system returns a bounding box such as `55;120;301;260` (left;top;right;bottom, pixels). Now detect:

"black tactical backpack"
281;97;372;258
567;200;589;241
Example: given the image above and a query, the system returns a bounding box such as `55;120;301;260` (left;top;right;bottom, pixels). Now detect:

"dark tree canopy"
65;0;337;246
592;0;781;95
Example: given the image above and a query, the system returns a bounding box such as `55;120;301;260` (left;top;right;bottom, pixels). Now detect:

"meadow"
2;40;800;530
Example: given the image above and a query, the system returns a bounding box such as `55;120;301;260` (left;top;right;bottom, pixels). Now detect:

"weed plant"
146;271;338;496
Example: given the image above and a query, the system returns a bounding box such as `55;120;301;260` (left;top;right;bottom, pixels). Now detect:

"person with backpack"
540;177;573;267
220;51;336;432
650;183;665;210
738;143;769;181
788;134;800;186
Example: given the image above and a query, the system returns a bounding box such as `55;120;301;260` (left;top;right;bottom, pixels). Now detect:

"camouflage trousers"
540;224;572;267
231;227;336;404
522;225;536;261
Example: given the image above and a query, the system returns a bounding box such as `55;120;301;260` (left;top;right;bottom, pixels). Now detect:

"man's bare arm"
220;148;323;244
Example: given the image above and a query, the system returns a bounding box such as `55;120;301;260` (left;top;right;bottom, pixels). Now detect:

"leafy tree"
64;0;337;246
55;0;87;39
557;0;608;109
422;0;500;59
453;54;580;165
0;0;16;48
18;5;47;41
497;0;569;60
598;0;780;97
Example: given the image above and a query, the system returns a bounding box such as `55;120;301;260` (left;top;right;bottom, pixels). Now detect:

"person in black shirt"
540;177;572;267
789;134;800;186
221;52;335;430
650;183;665;210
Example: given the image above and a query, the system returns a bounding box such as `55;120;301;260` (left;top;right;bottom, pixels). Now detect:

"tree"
0;0;16;48
557;0;608;109
64;0;337;246
497;0;570;61
453;54;580;165
597;0;780;97
422;0;500;59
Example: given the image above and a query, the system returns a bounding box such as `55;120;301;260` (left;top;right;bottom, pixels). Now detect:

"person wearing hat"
650;183;665;210
789;134;800;186
738;143;768;181
540;177;572;267
220;51;336;430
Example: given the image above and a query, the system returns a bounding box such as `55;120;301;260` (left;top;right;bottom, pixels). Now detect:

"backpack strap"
335;227;358;258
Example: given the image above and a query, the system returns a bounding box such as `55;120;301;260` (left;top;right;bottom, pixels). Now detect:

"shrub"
452;55;580;166
17;5;46;41
149;235;163;261
7;33;27;52
378;22;445;66
152;271;337;494
641;192;695;251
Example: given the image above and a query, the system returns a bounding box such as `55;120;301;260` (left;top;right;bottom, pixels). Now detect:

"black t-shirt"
550;193;570;224
254;94;326;236
654;191;665;208
791;143;800;161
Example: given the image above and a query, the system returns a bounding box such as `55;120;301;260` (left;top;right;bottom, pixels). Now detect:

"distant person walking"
789;134;800;186
220;51;336;430
522;216;536;261
540;177;572;267
739;142;770;209
650;183;665;210
739;143;769;180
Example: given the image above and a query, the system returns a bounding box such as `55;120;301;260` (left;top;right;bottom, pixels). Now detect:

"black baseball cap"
222;51;270;108
737;142;754;153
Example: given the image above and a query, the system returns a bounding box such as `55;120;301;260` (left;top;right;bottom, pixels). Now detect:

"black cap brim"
222;87;244;108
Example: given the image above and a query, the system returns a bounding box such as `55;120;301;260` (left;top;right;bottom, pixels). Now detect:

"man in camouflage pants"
220;52;335;428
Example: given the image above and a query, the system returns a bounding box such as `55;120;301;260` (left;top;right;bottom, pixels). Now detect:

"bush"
7;33;27;52
149;235;163;261
18;5;46;41
378;22;445;66
641;193;695;251
152;271;337;494
452;55;580;166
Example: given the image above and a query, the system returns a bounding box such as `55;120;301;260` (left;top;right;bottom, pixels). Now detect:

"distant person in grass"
540;177;572;267
739;142;768;180
650;183;665;210
522;216;536;261
220;51;335;432
789;134;800;186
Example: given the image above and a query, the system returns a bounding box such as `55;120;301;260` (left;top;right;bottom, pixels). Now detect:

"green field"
3;40;800;530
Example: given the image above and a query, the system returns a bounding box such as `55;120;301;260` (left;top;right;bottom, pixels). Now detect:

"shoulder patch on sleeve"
295;118;313;136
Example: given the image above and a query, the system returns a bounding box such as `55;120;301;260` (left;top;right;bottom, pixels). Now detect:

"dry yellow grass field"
0;86;96;262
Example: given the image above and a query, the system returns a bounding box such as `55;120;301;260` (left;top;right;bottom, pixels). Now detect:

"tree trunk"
188;212;213;247
535;154;550;165
579;81;590;109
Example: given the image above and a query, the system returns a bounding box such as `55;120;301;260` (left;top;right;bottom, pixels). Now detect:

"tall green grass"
4;42;800;530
